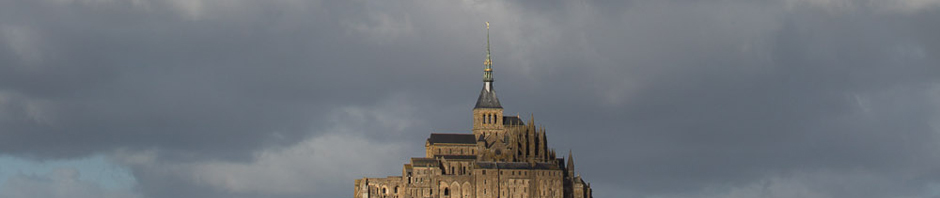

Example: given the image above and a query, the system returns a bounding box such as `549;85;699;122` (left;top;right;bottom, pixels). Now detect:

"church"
354;23;593;198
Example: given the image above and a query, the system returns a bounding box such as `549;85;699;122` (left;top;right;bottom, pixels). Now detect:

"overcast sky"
1;0;940;198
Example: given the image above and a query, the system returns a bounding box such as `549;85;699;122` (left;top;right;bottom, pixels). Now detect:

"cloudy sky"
1;0;940;197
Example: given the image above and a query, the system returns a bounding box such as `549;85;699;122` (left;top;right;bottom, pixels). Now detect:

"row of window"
448;165;471;175
481;113;500;124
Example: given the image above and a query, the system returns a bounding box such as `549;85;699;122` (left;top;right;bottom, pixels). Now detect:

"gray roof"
503;116;524;125
411;158;439;167
428;133;476;144
474;87;502;109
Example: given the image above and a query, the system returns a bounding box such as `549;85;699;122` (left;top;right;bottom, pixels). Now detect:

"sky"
1;0;940;197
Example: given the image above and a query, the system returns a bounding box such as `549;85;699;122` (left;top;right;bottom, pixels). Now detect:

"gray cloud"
1;0;939;197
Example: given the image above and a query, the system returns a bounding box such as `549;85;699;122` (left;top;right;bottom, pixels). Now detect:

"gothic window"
444;188;450;196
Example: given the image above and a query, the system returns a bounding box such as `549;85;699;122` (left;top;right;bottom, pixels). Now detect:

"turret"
568;150;575;175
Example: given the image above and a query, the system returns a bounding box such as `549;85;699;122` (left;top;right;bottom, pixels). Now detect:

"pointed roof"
567;150;575;174
474;22;503;109
475;87;502;108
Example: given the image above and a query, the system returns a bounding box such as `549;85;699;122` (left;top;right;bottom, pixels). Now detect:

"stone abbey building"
354;23;593;198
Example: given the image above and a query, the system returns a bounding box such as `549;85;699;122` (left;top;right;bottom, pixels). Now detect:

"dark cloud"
1;0;939;198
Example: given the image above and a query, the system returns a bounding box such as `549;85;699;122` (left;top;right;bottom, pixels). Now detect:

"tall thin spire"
474;22;502;109
484;21;493;85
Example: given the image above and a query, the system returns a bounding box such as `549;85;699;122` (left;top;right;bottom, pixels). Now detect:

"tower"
472;22;503;139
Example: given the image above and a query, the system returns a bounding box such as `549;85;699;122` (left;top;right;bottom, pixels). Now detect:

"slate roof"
503;116;524;125
411;158;439;167
427;133;476;144
474;87;502;109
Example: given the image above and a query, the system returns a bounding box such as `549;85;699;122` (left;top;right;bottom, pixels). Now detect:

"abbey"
354;23;593;198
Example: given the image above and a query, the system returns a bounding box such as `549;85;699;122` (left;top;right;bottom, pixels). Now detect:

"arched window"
444;188;450;196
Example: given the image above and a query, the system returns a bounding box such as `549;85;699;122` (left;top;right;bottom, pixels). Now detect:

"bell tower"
472;22;503;139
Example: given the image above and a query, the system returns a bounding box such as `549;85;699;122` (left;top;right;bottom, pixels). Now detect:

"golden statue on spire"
483;22;493;82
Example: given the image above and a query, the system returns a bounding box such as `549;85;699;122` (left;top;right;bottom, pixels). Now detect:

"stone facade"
354;24;593;198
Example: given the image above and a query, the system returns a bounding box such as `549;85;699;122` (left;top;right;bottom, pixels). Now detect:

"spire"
484;21;493;83
567;149;575;175
474;22;502;109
